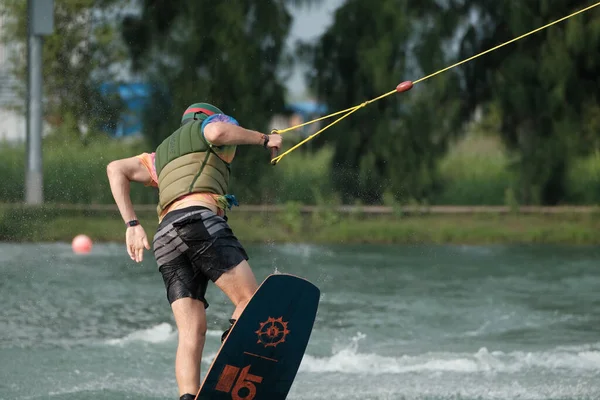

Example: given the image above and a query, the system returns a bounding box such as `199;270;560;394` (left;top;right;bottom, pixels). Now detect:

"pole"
25;0;53;205
26;32;43;204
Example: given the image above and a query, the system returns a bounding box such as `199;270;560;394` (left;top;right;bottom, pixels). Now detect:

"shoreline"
1;204;599;245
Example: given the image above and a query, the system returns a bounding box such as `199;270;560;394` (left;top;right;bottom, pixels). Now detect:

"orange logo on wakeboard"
255;316;290;348
215;364;263;400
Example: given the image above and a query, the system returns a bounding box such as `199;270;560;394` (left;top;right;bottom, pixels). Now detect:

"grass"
2;129;600;206
0;136;156;205
436;132;515;205
2;204;599;245
312;213;600;245
1;129;599;246
566;150;600;204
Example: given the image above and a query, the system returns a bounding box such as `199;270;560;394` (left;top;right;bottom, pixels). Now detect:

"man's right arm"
204;122;282;149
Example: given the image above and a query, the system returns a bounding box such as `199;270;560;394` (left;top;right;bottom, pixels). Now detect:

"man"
106;103;282;400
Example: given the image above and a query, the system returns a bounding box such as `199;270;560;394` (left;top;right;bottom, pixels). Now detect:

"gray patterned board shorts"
152;206;249;308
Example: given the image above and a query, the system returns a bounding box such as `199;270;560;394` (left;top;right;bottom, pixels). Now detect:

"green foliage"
297;1;600;206
298;0;464;205
565;151;600;204
446;1;600;204
0;138;156;205
310;189;342;229
3;132;600;206
281;201;303;234
436;132;514;205
4;203;599;244
504;188;520;214
0;0;127;137
228;143;334;205
118;0;320;202
271;145;334;204
2;1;600;209
382;191;404;217
0;142;25;202
0;138;336;207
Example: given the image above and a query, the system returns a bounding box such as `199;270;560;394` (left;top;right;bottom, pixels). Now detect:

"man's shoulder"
202;113;240;130
135;152;155;161
135;152;158;186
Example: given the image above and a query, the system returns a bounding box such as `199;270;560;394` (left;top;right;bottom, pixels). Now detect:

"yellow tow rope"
270;1;600;165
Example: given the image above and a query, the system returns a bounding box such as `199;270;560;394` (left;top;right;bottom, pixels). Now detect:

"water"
1;242;599;400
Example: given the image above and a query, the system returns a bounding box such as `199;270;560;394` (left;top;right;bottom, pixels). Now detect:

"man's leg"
153;207;215;399
178;212;258;340
214;260;259;320
171;297;207;397
159;256;209;398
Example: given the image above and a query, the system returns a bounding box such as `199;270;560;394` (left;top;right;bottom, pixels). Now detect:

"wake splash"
105;323;224;345
105;323;176;345
104;327;600;376
300;333;600;375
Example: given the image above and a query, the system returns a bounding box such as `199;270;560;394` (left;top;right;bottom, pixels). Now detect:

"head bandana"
181;103;224;125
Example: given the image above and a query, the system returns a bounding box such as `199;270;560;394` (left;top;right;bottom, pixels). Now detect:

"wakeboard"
196;273;320;400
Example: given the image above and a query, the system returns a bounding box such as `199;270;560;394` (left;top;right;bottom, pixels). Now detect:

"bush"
0;136;157;205
1;130;599;206
271;145;334;205
436;133;515;205
565;151;600;204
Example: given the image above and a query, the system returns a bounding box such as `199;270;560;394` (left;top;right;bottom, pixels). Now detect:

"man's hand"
126;225;151;262
266;133;282;150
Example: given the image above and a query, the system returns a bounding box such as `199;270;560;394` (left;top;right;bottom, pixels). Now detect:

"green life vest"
154;120;230;216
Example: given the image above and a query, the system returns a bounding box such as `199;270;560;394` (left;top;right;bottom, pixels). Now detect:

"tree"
0;0;127;139
447;0;600;204
119;0;321;203
301;0;600;205
297;0;465;204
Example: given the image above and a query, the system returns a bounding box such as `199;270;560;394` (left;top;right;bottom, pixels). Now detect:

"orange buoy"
72;234;93;254
396;81;414;93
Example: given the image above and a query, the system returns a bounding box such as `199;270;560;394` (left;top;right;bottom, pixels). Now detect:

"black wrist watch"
126;219;140;227
262;134;269;149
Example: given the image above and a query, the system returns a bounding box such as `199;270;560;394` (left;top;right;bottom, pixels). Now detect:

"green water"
1;242;599;400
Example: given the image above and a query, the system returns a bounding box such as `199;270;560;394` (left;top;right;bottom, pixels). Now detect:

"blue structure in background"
285;101;328;136
99;82;151;138
100;82;327;138
286;101;327;116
